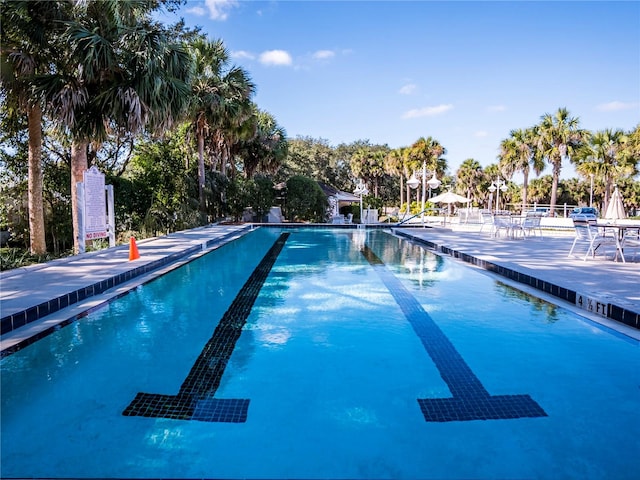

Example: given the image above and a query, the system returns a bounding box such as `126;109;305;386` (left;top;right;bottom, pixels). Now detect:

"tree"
279;136;337;185
574;129;630;213
41;0;192;253
527;175;554;205
535;108;588;215
499;127;544;212
402;137;447;211
187;37;229;213
406;136;446;174
350;143;390;198
384;148;406;206
237;108;288;179
0;0;67;254
285;175;327;222
455;158;484;206
247;175;276;220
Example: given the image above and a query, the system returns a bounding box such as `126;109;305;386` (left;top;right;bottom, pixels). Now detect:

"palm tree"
186;37;254;213
237;108;288;179
455;158;484;206
350;145;389;198
209;65;255;178
574;129;629;212
384;148;406;207
535;108;588;216
405;137;447;209
188;38;230;212
41;0;192;252
621;125;640;165
407;136;446;173
499;127;544;213
0;0;67;254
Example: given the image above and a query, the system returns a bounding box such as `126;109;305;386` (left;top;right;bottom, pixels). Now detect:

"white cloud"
474;130;489;137
402;104;453;119
231;50;256;60
259;50;293;66
398;84;417;95
313;50;335;60
204;0;239;21
596;101;639;112
185;6;206;16
487;105;506;112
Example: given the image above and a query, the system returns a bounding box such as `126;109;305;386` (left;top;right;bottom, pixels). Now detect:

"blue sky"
161;1;640;179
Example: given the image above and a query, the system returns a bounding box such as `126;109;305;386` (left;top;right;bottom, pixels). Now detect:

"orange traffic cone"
128;237;140;261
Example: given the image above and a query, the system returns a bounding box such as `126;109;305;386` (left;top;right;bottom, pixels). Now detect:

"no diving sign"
83;166;108;240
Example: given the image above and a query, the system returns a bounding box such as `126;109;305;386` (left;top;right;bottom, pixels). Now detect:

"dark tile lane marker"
361;244;547;422
123;233;290;423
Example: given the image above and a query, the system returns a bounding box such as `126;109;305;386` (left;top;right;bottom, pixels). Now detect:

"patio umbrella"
604;186;626;221
429;191;472;204
429;191;472;223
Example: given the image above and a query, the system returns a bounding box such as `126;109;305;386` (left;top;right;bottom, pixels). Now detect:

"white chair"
568;215;615;261
493;215;513;238
521;213;542;237
479;211;494;233
621;227;640;262
345;213;353;224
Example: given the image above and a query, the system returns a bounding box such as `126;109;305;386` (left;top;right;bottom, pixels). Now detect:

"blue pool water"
1;228;638;479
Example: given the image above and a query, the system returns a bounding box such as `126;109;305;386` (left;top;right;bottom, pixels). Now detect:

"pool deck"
2;223;639;354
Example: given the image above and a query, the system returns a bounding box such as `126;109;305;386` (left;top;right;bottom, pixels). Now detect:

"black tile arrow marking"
361;244;547;422
123;233;290;423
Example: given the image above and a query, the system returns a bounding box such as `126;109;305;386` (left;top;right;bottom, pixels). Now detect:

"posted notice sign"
83;166;108;240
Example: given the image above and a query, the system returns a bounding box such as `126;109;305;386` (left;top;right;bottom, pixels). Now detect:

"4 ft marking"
576;294;608;317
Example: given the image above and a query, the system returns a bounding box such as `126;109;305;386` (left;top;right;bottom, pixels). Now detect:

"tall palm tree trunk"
197;133;206;213
549;159;561;216
521;170;529;214
27;103;46;255
71;139;89;254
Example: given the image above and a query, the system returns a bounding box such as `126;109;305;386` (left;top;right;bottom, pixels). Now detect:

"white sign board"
83;166;108;240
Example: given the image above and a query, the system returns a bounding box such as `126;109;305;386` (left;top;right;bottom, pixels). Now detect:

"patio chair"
345;213;353;224
568;215;615;261
479;211;494;233
521;213;543;237
622;227;640;261
493;215;513;238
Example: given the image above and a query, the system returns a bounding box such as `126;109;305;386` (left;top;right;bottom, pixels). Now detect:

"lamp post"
427;171;441;201
353;180;368;224
406;172;419;217
489;177;508;213
589;173;594;208
413;161;441;217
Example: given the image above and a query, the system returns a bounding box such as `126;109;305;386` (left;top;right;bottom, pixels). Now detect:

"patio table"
597;223;640;263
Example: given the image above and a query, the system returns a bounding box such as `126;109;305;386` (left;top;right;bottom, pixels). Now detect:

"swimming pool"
1;227;638;478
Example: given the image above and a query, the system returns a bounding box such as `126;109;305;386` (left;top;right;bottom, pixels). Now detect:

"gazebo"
318;183;360;219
